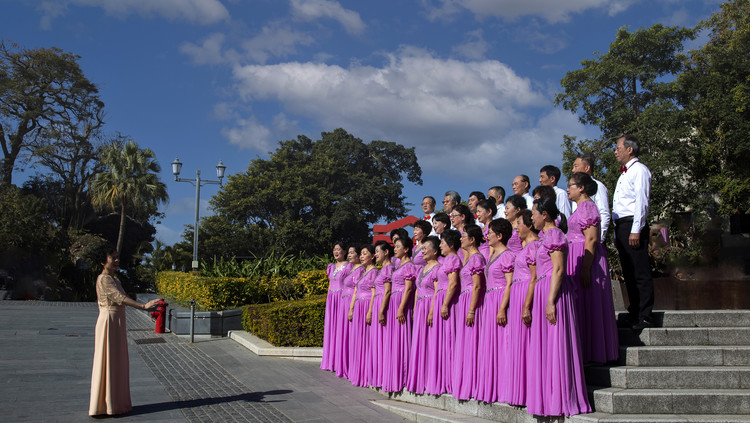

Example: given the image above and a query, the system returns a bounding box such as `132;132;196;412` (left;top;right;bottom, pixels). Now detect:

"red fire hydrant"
149;298;169;333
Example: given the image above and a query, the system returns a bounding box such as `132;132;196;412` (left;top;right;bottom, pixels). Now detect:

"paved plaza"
0;300;405;422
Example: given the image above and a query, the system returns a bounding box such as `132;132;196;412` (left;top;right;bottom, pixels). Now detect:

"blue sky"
4;0;718;246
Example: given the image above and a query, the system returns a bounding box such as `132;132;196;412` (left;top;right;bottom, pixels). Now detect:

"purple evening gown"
568;200;619;363
369;264;394;388
406;263;439;394
321;262;351;371
336;265;365;379
348;268;378;387
382;260;418;392
412;245;427;267
451;252;486;400
475;248;515;403
526;228;590;417
502;239;540;406
425;254;461;396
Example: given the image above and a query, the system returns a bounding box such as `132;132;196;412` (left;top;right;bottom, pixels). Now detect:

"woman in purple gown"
504;195;527;254
502;209;540;405
321;242;351;372
425;230;462;396
336;246;365;379
406;236;441;394
412;220;432;267
476;199;497;262
450;204;474;261
476;219;515;403
370;241;395;388
348;244;378;387
382;237;418;392
567;172;619;363
526;197;590;417
451;225;487;400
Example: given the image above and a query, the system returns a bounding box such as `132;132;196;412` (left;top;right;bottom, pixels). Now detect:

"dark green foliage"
242;296;326;347
203;128;422;258
677;0;750;215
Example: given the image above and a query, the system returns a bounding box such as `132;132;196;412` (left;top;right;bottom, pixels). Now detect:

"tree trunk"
116;203;126;255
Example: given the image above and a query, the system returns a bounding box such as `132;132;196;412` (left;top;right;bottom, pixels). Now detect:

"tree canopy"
201;128;423;257
677;0;750;215
0;41;104;186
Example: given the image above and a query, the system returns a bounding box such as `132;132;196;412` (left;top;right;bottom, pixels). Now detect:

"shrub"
242;295;326;347
155;269;330;310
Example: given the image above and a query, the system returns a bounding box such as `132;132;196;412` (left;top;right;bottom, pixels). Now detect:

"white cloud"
513;25;568;54
180;24;315;65
180;33;238;65
290;0;366;35
452;29;490;60
423;0;635;23
418;108;593;179
42;0;230;26
227;47;561;174
37;1;67;29
241;22;315;64
221;116;274;152
154;223;183;246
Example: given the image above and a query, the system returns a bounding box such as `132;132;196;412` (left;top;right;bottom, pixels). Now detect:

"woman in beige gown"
89;248;158;416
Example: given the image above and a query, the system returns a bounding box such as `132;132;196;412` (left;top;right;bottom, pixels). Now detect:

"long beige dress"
89;274;132;416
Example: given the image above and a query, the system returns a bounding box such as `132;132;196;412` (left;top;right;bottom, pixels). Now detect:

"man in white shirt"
539;165;572;218
572;154;611;240
421;196;437;235
613;134;653;331
487;186;506;219
512;175;534;210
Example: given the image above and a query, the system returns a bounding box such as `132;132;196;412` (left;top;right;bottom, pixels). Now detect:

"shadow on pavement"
124;390;294;417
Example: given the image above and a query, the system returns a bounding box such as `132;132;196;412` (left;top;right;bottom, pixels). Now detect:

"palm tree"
91;139;168;255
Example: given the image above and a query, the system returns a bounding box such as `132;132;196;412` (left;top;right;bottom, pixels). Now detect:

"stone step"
592;388;750;415
617;310;750;328
619;345;750;367
618;327;750;346
377;394;750;423
585;365;750;389
372;399;497;422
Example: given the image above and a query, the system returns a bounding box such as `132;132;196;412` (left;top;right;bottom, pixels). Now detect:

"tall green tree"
205;128;422;257
91;139;168;255
677;0;750;215
555;24;704;223
0;41;104;186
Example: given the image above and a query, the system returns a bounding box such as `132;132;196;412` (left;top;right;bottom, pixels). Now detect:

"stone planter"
167;308;243;336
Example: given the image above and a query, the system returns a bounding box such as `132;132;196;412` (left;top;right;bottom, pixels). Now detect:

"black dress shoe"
617;314;636;328
632;319;652;331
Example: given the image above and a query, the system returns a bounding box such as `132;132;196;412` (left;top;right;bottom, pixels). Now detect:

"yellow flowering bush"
156;270;330;310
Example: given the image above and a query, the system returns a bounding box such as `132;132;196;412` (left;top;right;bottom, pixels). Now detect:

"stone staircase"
373;310;750;422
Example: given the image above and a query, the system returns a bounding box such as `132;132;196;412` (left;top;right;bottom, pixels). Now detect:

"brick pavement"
0;301;403;423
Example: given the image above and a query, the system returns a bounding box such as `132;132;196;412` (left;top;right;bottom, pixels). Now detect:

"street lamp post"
170;157;226;271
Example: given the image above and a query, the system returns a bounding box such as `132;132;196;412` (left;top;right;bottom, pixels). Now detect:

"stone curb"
228;330;322;362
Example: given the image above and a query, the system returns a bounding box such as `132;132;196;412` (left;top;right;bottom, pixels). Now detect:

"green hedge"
155;269;328;311
242;295;326;347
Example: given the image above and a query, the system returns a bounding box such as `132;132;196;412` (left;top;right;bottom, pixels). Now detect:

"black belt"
615;216;633;225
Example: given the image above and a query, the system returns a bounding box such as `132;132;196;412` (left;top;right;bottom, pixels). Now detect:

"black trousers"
614;217;654;322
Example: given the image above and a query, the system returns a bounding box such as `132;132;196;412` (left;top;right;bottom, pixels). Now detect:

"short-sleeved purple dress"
321;262;351;371
568;200;619;363
369;263;394;388
406;262;439;394
451;252;486;400
412;244;427;267
382;260;418;392
478;225;491;262
348;267;378;387
507;228;523;254
475;248;515;403
526;228;590;417
425;254;461;396
502;239;540;405
336;265;365;379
